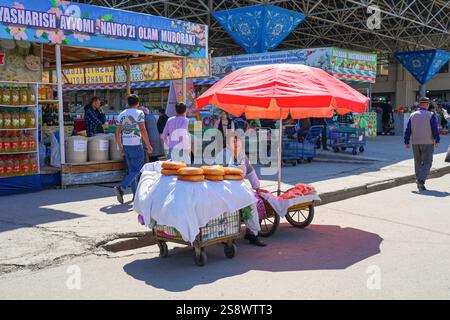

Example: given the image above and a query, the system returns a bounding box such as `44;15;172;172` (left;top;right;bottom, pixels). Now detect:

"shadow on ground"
123;223;383;292
100;202;134;215
411;190;450;197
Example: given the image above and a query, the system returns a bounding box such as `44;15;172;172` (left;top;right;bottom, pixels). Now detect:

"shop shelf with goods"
0;81;40;179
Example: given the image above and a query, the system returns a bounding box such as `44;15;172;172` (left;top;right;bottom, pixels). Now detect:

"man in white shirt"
114;95;153;204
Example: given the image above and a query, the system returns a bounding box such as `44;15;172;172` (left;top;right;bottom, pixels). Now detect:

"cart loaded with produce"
256;184;321;237
134;161;260;266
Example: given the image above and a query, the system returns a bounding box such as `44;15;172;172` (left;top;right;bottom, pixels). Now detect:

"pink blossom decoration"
55;0;70;9
9;26;27;40
14;2;25;9
73;33;90;43
48;7;63;19
49;30;66;44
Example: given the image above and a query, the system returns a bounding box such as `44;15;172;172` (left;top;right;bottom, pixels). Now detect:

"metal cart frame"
329;127;366;155
153;210;243;266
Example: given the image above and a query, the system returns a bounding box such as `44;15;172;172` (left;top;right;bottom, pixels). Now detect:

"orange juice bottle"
28;132;36;151
20;87;28;105
11;109;20;129
19;110;27;128
10;132;19;152
3;110;12;129
19;132;27;152
3;132;11;153
29;155;38;174
28;87;36;105
19;155;28;175
2;86;12;105
12;156;20;176
0;132;4;154
11;85;20;105
26;111;36;128
5;157;14;177
0;157;6;177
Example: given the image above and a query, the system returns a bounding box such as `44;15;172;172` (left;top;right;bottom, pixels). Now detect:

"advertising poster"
354;112;377;137
0;0;208;58
329;48;377;83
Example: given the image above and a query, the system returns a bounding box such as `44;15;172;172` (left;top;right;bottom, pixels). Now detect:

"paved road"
1;175;449;299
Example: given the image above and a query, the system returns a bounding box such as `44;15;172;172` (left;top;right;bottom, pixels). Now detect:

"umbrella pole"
277;114;282;196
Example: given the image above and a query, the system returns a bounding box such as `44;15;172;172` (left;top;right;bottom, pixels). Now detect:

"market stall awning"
63;76;224;91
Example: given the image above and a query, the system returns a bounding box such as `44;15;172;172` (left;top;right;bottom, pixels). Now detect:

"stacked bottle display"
0;85;37;106
0;83;39;179
0;155;38;177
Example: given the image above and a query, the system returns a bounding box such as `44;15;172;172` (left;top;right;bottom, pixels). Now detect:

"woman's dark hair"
158;108;166;114
175;102;186;114
91;96;101;104
127;94;140;107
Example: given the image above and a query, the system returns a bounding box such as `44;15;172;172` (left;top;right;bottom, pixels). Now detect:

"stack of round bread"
223;167;244;180
201;166;225;181
161;161;186;176
177;167;205;182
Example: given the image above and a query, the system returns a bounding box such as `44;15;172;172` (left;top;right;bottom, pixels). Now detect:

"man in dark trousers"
311;117;329;150
157;108;169;134
404;97;440;191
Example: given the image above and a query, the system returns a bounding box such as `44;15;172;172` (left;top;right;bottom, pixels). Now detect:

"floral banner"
0;0;208;58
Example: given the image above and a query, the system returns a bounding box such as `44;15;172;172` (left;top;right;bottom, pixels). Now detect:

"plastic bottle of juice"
19;132;27;152
28;87;36;105
0;132;4;154
11;85;20;106
10;132;19;153
28;132;36;151
21;155;30;175
19;110;27;128
3;86;11;105
11;109;20;129
5;157;14;177
0;111;3;129
0;157;5;178
3;110;12;129
29;155;38;174
3;132;11;153
12;156;20;176
26;110;36;128
20;87;28;105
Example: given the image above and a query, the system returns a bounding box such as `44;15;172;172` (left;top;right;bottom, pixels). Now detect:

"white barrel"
88;135;109;161
65;136;88;164
107;134;123;161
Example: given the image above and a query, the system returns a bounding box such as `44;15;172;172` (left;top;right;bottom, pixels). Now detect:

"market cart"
153;210;242;266
257;190;320;237
329;127;366;155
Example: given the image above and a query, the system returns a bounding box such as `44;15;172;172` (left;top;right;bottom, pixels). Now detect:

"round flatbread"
224;167;244;175
205;175;224;181
201;166;225;176
161;169;178;176
224;174;244;181
178;174;205;182
177;167;204;176
162;161;186;170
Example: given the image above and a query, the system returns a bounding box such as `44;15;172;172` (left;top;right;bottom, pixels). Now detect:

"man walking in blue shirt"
404;97;440;191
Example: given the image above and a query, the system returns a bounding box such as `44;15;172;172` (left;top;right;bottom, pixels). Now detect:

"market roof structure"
75;0;450;64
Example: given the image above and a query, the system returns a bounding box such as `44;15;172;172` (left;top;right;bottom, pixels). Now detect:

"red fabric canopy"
196;64;369;119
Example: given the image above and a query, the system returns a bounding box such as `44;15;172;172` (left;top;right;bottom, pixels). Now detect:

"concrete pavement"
0;135;449;278
1;175;449;299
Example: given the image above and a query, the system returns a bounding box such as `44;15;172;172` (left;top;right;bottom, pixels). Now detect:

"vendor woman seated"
214;136;266;247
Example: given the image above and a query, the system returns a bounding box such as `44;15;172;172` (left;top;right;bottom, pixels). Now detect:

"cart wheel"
259;212;280;237
359;146;365;152
286;205;315;228
157;241;169;258
352;148;357;155
224;243;237;259
307;157;313;163
194;249;207;266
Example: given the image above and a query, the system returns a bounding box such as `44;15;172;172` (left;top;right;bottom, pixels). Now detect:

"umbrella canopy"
196;64;369;119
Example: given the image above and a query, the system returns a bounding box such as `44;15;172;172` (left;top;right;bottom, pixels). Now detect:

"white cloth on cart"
259;192;321;217
134;171;257;243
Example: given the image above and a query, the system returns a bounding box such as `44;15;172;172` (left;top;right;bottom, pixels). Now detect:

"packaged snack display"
3;110;11;129
11;109;20;129
19;110;27;128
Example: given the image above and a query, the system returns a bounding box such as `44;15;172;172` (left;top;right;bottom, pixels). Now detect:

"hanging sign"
0;0;208;58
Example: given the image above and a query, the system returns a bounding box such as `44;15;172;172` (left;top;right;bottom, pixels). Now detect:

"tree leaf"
103;14;113;22
51;0;57;8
